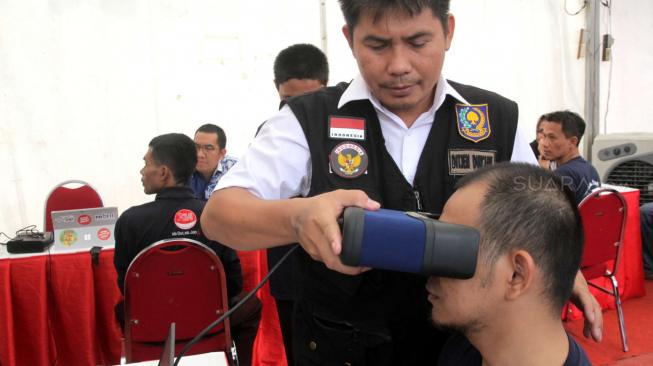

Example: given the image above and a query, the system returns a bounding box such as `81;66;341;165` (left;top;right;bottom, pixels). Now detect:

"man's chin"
430;317;466;334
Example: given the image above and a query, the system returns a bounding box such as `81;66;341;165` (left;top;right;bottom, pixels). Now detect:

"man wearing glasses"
189;124;238;201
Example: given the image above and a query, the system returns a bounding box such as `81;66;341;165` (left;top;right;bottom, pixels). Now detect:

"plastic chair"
124;238;236;364
43;179;104;232
578;188;629;352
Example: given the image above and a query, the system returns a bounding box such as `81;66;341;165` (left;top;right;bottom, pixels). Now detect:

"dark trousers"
229;294;262;366
274;298;295;366
641;202;653;274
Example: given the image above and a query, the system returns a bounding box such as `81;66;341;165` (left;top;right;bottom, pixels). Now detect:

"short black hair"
195;123;227;150
338;0;451;35
148;133;197;184
456;162;583;312
273;43;329;88
538;110;586;146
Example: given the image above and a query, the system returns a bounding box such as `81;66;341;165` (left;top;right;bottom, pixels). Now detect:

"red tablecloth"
566;188;647;319
237;250;286;366
0;248;286;366
0;249;123;366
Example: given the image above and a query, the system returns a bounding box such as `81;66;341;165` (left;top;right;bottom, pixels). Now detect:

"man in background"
538;110;600;204
431;163;591;366
189;124;238;201
274;43;329;103
114;133;260;366
266;43;329;366
641;202;653;280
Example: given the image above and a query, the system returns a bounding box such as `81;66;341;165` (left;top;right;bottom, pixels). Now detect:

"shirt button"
309;341;317;351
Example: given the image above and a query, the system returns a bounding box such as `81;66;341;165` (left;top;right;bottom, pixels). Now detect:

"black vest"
286;81;518;360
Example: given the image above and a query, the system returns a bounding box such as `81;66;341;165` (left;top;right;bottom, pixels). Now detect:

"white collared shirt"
217;75;536;199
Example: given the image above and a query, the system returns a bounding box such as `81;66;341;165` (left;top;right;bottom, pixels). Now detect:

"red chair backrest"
578;188;627;277
44;180;103;232
124;238;230;344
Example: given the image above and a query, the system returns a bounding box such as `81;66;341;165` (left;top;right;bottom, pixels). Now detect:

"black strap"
90;246;102;266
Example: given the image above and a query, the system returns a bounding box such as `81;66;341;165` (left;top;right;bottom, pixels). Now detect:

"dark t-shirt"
437;332;592;366
555;156;601;204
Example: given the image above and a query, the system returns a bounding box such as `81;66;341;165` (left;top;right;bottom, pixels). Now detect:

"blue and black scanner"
340;207;480;278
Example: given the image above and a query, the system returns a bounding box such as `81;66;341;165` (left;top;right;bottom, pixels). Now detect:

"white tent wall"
0;0;650;234
599;1;653;134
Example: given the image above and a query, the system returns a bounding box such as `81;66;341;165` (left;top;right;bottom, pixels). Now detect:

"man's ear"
571;136;580;147
342;25;354;51
159;165;173;184
505;250;536;301
445;14;455;51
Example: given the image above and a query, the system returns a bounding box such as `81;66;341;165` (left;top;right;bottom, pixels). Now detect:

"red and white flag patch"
329;116;365;141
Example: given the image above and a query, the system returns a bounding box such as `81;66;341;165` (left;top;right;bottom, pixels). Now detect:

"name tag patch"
448;149;496;175
329;116;365;141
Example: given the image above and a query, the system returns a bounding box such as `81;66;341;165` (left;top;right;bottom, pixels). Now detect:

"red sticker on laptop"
97;228;112;240
329;116;365;141
174;209;197;230
77;214;92;225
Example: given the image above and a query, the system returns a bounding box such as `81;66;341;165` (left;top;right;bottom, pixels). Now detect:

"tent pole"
584;0;601;162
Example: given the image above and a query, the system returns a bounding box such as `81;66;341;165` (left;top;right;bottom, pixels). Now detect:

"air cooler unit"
592;133;653;205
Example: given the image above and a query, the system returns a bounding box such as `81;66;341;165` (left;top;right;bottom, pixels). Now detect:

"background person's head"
141;133;197;194
427;163;583;335
194;124;227;181
274;43;329;101
538;110;586;164
338;0;454;124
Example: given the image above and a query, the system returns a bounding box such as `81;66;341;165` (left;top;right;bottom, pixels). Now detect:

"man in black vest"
266;43;330;366
202;1;602;364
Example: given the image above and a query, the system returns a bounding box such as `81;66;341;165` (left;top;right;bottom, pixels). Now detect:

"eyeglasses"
195;144;218;153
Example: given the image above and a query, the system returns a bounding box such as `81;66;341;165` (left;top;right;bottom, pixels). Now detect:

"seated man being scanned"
114;133;260;366
430;163;592;366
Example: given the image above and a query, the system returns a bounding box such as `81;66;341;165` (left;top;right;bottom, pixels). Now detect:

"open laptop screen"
51;207;118;251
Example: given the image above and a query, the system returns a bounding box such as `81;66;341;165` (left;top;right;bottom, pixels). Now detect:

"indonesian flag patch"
329;116;365;141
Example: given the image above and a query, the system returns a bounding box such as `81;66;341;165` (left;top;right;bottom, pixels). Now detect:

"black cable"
45;242;60;366
173;244;299;366
0;232;12;245
565;0;587;16
1;224;42;245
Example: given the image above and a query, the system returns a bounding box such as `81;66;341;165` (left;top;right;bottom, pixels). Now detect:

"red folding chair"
44;179;103;232
124;238;236;364
579;188;629;352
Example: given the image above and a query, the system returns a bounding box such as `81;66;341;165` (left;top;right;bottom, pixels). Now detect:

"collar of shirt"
337;74;469;129
155;186;197;200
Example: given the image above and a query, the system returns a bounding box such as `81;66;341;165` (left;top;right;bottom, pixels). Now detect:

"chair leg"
609;275;629;352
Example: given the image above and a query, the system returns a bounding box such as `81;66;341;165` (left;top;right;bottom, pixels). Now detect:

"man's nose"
387;46;412;77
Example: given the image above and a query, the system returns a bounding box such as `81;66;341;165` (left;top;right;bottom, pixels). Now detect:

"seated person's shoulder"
564;334;592;366
437;333;482;366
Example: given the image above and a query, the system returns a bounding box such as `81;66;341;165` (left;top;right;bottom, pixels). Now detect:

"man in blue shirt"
189;124;238;201
538;110;600;204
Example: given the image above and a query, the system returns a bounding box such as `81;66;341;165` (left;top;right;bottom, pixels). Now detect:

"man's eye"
368;43;387;51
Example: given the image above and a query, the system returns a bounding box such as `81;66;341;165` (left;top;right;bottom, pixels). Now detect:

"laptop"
51;207;118;252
